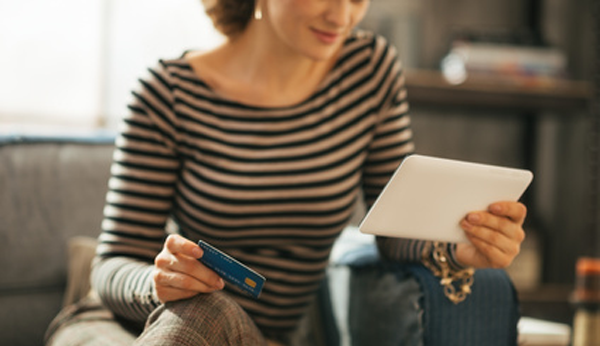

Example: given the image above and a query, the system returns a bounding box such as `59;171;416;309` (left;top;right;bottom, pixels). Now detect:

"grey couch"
0;133;520;346
1;134;115;346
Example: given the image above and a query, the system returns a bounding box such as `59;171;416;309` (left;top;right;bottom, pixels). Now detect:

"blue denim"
339;244;519;346
349;261;424;346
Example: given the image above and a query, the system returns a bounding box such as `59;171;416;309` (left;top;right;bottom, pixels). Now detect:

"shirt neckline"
178;35;358;112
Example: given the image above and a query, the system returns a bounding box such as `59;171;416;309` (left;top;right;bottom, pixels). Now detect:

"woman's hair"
201;0;255;38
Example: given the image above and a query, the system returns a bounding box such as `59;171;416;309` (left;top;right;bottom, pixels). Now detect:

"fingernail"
192;247;203;258
467;213;480;223
217;278;225;289
461;219;473;231
490;204;502;214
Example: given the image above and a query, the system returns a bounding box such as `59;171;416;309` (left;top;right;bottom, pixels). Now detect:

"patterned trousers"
45;292;272;346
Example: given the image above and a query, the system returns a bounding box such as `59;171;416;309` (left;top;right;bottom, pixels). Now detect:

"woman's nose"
323;0;353;28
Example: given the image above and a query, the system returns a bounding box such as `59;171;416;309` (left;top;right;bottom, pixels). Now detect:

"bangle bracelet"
422;242;475;304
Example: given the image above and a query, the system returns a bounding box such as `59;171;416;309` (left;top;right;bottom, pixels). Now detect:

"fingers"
463;202;527;243
153;234;225;303
489;201;527;225
462;223;520;264
459;201;527;268
154;284;199;303
459;236;515;269
155;250;224;285
153;264;224;293
165;234;203;259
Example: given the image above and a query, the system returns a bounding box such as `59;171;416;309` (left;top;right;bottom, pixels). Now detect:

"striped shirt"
91;31;459;338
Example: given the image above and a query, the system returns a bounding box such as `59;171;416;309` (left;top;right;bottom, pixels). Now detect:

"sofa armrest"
62;237;98;307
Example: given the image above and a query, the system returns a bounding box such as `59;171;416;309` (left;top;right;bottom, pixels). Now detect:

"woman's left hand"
456;201;527;269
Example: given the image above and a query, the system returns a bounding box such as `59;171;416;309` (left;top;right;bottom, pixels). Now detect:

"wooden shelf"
405;69;593;111
518;284;573;303
517;284;575;325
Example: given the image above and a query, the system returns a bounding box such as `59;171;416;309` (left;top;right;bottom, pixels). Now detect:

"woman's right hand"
153;234;225;303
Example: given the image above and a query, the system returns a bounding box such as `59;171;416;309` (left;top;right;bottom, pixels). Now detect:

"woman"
46;0;527;345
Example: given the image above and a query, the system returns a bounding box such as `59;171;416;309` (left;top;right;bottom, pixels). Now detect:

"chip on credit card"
197;240;266;299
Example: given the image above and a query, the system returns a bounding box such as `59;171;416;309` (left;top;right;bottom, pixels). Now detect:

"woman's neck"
204;22;339;107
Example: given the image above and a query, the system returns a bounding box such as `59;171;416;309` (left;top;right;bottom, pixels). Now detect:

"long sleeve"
91;61;181;322
361;43;464;270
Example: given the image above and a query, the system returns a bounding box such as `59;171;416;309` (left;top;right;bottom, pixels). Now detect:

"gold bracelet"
421;242;475;304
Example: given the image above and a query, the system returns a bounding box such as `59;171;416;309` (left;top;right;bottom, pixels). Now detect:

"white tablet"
358;155;533;243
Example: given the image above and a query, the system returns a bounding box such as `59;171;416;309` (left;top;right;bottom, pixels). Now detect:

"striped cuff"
446;243;469;271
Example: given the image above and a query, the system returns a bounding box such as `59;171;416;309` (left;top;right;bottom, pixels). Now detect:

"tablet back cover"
358;155;533;243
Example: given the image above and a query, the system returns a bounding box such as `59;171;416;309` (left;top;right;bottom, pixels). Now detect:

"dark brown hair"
202;0;255;38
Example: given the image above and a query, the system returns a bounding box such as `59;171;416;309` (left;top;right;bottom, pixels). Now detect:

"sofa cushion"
0;291;64;346
62;236;99;307
0;136;114;290
0;134;115;346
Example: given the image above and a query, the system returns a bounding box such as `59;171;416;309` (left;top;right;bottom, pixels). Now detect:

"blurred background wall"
360;0;595;324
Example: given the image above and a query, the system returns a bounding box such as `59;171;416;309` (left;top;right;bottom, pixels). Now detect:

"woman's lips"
311;28;340;44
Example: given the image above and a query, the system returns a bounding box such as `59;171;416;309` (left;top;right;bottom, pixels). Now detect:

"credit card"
197;240;266;299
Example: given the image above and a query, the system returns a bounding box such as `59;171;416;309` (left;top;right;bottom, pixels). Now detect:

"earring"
254;2;263;20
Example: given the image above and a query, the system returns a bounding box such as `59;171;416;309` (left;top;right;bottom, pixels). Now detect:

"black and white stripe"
92;32;431;336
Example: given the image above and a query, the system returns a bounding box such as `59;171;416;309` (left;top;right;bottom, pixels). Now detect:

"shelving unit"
403;69;593;326
405;69;592;111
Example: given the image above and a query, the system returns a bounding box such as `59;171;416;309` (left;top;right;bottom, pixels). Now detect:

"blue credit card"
197;240;266;299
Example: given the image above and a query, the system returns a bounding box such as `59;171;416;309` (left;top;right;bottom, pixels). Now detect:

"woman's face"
263;0;371;61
